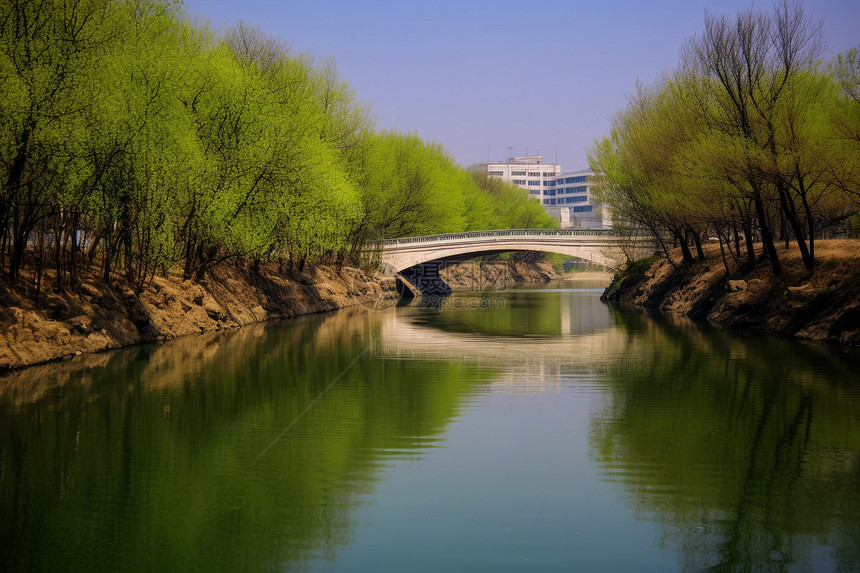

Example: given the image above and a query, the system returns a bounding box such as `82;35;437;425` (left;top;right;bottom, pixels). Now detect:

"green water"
1;280;858;571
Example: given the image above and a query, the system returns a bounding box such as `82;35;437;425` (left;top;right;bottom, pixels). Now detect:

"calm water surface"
1;278;859;571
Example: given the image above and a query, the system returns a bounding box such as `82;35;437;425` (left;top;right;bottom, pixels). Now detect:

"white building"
481;157;608;229
483;156;561;201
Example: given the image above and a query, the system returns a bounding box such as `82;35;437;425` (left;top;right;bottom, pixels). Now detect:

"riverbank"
0;258;564;371
602;239;860;346
441;257;562;289
0;263;400;371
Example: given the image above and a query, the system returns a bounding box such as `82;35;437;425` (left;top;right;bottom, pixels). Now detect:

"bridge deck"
376;228;620;248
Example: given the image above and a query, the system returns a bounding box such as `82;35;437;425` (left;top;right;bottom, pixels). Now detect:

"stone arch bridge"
371;229;639;296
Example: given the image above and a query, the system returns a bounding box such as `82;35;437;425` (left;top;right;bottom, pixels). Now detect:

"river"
1;278;858;572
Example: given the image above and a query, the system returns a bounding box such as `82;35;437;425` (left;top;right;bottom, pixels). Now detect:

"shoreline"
6;239;858;374
0;259;563;373
0;263;398;373
602;239;860;347
561;271;615;281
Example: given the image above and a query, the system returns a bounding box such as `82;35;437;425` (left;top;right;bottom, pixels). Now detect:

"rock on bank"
602;239;860;346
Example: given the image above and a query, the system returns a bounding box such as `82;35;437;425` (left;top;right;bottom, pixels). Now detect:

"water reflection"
407;280;613;339
591;312;860;571
0;308;496;572
0;283;858;572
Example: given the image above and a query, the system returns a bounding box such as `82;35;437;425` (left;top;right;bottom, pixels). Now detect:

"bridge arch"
376;229;626;274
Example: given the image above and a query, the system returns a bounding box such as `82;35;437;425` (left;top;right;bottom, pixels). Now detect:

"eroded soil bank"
0;258;562;371
603;239;860;346
0;263;399;371
440;258;562;289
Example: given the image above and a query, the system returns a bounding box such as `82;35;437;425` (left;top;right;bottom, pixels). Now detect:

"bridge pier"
397;262;452;298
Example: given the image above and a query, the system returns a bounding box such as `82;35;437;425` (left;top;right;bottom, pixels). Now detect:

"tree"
591;2;855;277
0;0;118;285
829;47;860;205
683;1;827;272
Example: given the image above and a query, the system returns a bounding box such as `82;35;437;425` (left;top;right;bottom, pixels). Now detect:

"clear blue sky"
182;0;858;172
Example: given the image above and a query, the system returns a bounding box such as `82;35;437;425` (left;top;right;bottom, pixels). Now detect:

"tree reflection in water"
590;311;860;571
0;308;494;572
1;293;858;572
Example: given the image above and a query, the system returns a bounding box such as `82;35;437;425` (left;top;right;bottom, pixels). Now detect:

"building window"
511;171;526;176
573;205;593;213
488;170;504;176
565;176;587;184
543;199;551;205
528;172;541;176
564;195;587;204
558;185;587;195
512;179;526;185
528;180;540;186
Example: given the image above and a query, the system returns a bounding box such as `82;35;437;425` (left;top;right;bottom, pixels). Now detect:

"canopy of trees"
589;2;859;274
0;0;554;295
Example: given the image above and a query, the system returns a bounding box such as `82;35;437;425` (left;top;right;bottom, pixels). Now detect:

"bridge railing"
375;228;621;248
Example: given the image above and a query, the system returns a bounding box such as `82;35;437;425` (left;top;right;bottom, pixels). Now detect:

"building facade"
481;157;608;229
483;155;561;200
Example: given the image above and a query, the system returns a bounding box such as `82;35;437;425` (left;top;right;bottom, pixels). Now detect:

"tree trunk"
733;227;742;260
34;227;45;307
679;240;694;265
801;192;816;270
55;222;64;292
692;229;705;261
742;223;756;266
752;188;781;274
717;232;731;279
776;184;813;271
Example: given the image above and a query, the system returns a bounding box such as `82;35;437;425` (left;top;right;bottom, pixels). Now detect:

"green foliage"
352;131;465;241
346;131;555;262
624;256;658;276
466;169;557;230
0;1;549;290
541;252;567;268
589;5;860;275
602;255;658;301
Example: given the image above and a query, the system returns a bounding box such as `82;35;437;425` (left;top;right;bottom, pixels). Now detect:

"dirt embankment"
0;257;564;371
441;258;562;289
0;264;398;371
603;239;860;346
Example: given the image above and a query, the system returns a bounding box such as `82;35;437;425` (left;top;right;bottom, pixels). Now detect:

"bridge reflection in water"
371;286;631;393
